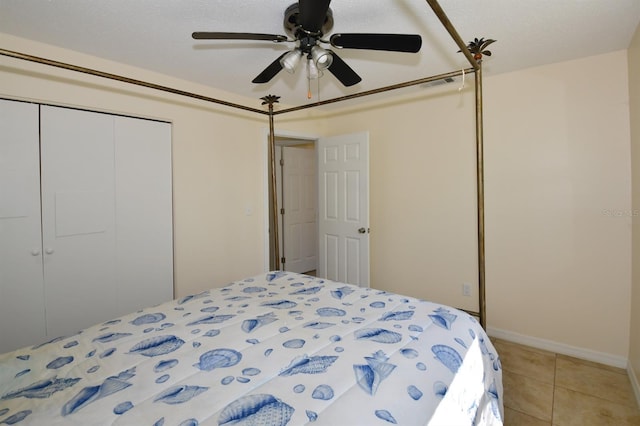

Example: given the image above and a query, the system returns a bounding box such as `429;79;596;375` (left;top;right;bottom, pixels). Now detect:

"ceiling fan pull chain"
458;67;466;92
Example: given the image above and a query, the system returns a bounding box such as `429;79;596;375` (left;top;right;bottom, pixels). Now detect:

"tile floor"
493;338;640;425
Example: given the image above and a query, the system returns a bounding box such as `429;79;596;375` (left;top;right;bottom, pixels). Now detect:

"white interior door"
0;100;47;353
40;106;118;338
282;145;317;273
318;132;370;287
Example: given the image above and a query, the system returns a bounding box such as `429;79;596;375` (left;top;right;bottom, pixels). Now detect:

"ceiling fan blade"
326;51;361;87
252;52;288;84
193;32;287;42
330;33;422;53
298;0;331;33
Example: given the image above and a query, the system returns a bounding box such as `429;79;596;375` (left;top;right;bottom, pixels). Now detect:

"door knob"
31;249;41;256
358;227;366;234
45;248;55;255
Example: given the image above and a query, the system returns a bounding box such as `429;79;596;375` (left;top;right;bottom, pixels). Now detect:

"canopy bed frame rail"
0;0;490;328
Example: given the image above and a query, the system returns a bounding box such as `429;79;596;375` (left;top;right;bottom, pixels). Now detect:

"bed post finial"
262;95;282;271
460;37;496;62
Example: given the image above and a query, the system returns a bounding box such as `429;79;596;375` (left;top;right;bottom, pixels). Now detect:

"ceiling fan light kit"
192;0;423;100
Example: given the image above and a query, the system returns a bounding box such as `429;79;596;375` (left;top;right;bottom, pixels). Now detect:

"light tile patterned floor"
494;338;640;425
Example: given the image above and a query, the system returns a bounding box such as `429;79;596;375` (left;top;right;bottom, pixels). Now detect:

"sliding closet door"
40;106;117;338
114;116;173;316
0;100;46;353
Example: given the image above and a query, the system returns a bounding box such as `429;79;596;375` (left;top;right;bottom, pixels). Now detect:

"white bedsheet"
0;272;503;425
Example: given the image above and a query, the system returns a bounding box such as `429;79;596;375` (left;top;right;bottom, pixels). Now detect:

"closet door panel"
114;117;173;315
0;100;46;353
40;106;117;338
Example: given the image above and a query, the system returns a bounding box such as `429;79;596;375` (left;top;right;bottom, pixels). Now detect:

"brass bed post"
475;64;487;329
261;95;281;271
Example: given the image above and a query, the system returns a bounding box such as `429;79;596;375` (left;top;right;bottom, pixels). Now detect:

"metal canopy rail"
0;0;489;328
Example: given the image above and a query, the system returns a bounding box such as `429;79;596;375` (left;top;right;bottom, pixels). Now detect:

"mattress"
0;272;503;425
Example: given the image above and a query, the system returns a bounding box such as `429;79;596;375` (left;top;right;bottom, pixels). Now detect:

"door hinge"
281;257;286;264
280;208;285;215
279;158;284;166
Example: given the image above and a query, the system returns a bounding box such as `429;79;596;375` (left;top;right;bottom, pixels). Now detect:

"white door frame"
262;129;319;271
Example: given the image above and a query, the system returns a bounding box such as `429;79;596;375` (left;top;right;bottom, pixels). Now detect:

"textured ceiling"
1;0;640;108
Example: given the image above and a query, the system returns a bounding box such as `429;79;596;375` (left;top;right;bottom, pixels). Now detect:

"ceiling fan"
192;0;422;88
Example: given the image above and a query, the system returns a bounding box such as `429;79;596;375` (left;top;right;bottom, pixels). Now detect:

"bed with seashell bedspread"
0;271;503;425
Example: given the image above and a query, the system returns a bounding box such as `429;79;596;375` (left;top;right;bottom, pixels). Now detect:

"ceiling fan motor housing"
284;3;334;40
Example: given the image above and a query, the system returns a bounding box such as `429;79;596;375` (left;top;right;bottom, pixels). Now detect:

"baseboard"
487;327;628;369
629;360;640;408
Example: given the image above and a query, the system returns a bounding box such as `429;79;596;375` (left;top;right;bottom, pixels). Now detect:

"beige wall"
629;23;640;389
322;51;633;360
0;33;322;298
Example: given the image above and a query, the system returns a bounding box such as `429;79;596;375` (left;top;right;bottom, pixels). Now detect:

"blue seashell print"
306;410;318;422
293;384;305;393
375;410;397;424
279;355;338;376
156;375;170;384
178;291;209;305
16;354;30;361
46;356;74;370
354;328;402;344
455;337;467;348
218;394;294;426
416;362;426;371
311;384;334;400
331;286;355;299
431;344;463;373
266;271;286;281
153;359;178;373
316;307;346;317
236;377;250;383
246;339;260;345
369;301;386;308
187;314;235;326
433;381;448;398
193;348;242;371
1;377;81;400
200;306;219;313
408;325;423;332
204;329;221;337
0;408;8;417
283;339;305;349
130;313;166;326
260;300;298;309
239;369;258;377
99;348;116;358
303;321;335;329
15;369;30;378
289;286;322;295
128;335;185;357
63;341;79;348
242;286;267;293
93;333;132;343
241;313;277;333
2;410;32;425
407;385;423;400
32;336;65;349
87;366;100;374
354;351;397;395
102;319;122;326
330;335;341;342
429;308;458;330
178;419;198;426
379;310;414;321
221;376;234;385
264;349;273;357
154;385;208;405
153;417;165;426
61;368;136;416
224;296;250;301
113;401;133;415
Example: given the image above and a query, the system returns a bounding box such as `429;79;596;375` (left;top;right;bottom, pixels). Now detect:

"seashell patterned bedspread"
0;272;503;425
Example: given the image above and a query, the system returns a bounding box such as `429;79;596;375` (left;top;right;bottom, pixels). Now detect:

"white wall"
0;33;323;298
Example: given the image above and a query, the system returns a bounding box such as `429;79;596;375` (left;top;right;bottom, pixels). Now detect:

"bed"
0;272;503;425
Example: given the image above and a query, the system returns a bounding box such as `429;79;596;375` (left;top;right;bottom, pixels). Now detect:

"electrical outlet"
462;283;472;297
